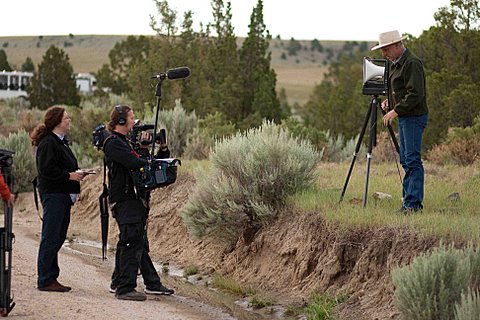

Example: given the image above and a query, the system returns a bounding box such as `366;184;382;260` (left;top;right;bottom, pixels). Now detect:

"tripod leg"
379;106;400;154
363;99;378;207
386;123;400;154
339;100;373;203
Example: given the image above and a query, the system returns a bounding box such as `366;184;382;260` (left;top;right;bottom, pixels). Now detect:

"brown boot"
38;281;71;292
54;280;71;291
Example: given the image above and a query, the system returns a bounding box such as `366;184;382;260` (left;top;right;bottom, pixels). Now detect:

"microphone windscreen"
166;67;191;80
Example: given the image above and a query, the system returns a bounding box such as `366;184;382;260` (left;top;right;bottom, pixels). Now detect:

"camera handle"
150;75;166;157
339;95;400;207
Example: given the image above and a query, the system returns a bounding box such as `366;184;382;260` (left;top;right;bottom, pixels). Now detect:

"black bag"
133;159;180;191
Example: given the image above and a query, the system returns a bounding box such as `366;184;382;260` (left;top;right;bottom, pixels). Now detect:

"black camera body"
0;149;14;169
92;122;164;151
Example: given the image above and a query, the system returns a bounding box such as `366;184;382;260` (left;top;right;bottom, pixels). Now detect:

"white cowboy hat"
371;30;408;51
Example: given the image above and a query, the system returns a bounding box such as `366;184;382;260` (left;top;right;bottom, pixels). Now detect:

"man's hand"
381;99;389;112
383;109;398;126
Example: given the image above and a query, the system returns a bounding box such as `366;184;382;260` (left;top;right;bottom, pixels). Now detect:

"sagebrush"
181;120;320;244
392;244;480;320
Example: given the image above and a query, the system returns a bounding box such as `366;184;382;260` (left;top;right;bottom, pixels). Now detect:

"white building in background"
1;71;98;99
0;71;33;99
75;73;97;94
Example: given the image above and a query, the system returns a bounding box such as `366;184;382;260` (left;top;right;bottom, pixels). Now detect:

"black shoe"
115;290;147;301
145;284;174;295
109;283;116;293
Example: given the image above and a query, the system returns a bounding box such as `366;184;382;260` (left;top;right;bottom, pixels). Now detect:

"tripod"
0;163;15;316
339;95;400;207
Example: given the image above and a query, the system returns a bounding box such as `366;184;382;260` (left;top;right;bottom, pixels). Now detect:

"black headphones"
115;105;127;125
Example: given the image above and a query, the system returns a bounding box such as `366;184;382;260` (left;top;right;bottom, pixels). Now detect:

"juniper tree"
27;45;80;109
0;49;12;71
239;0;281;128
21;57;35;72
206;0;242;124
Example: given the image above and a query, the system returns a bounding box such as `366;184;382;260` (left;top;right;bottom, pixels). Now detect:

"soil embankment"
56;169;444;319
14;173;444;320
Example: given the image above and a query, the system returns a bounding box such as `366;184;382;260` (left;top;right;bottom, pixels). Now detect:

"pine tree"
27;46;80;109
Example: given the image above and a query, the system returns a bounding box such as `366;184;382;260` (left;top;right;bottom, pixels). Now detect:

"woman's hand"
69;171;84;182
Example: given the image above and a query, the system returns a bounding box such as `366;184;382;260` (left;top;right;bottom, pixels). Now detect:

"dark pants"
111;200;161;295
37;193;72;288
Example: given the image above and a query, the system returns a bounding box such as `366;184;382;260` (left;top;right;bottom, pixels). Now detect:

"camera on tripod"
362;58;388;96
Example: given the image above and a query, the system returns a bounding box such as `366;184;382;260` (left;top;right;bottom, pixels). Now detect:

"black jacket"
103;131;148;204
388;48;428;117
36;132;80;194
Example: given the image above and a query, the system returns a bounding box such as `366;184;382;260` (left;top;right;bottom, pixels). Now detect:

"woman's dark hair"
107;105;131;132
30;106;65;146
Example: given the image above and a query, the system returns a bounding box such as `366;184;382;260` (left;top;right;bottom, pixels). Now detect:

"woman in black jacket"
31;106;84;292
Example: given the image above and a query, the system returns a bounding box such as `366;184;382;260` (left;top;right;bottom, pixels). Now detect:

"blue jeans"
37;193;72;288
398;114;428;209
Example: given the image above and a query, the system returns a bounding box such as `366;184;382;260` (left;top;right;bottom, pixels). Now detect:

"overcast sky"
2;0;450;41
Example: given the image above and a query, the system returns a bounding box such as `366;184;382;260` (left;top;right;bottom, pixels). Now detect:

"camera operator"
103;105;173;302
372;30;428;213
0;170;14;207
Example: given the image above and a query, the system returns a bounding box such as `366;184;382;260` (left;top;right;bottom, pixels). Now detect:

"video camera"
92;121;179;191
92;121;165;151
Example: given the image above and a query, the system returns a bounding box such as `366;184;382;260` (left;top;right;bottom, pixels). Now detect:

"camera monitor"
362;58;388;96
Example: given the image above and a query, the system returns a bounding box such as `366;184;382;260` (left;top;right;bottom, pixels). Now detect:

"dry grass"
1;35;360;105
1;35;127;73
293;161;480;242
274;64;327;105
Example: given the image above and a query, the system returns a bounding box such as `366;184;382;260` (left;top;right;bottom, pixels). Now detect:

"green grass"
292;161;480;242
304;293;347;320
183;264;199;278
211;275;256;297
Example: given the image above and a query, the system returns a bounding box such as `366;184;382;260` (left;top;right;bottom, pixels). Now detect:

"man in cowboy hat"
372;30;428;213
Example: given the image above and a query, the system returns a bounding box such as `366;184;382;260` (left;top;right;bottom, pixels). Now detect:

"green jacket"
388;48;428;117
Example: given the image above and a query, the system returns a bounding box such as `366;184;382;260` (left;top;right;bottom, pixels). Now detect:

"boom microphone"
167;67;190;80
151;67;191;80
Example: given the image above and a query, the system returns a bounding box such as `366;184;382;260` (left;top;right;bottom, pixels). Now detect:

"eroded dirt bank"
47;170;444;319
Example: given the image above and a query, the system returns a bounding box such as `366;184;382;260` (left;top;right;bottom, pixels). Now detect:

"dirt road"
5;200;235;320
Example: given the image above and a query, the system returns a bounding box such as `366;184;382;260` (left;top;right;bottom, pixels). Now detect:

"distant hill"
0;35;374;105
